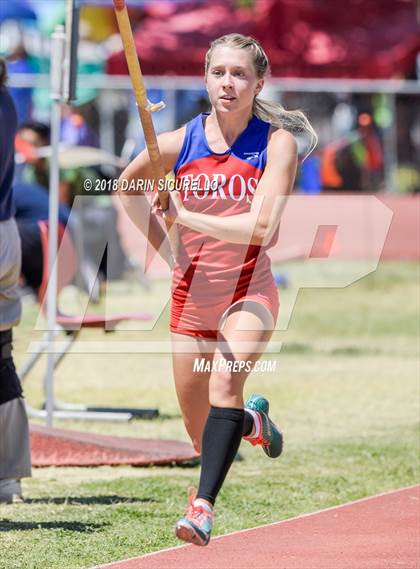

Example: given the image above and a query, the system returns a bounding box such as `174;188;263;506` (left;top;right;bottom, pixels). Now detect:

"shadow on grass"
152;412;182;420
166;453;241;468
25;495;157;506
0;520;107;532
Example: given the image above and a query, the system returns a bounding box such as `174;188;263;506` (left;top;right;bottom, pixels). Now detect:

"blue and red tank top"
172;112;276;303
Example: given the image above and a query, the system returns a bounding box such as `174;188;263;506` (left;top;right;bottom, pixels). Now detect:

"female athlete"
119;33;317;547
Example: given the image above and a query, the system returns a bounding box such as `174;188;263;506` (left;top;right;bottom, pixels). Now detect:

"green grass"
1;261;419;569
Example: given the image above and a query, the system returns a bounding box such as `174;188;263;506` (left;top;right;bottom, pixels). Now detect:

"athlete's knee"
0;329;23;405
185;429;202;454
192;439;202;454
209;368;241;407
184;423;203;454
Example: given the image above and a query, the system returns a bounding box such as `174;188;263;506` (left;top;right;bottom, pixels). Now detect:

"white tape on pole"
63;0;80;103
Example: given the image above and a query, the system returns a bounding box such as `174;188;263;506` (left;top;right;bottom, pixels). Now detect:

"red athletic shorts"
170;277;279;339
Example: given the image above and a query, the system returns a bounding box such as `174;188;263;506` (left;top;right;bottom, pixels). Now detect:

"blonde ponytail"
205;33;318;158
253;97;318;157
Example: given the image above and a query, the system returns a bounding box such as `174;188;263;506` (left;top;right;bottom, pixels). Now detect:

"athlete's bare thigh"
209;300;275;408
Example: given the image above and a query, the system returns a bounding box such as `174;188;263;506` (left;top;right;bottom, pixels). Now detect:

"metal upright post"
383;93;398;193
45;25;66;427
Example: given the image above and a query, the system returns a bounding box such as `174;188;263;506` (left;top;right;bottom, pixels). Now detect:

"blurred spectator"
16;120;50;190
16;120;94;206
335;137;363;191
15;121;129;287
298;154;322;194
61;105;99;147
13;181;71;292
6;44;37;124
321;111;384;192
332;100;356;137
354;113;384;192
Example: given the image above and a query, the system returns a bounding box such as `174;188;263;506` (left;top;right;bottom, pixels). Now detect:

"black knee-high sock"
242;410;254;436
196;406;244;505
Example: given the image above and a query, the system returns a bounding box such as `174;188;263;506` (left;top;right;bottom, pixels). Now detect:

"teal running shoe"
175;488;214;546
244;394;283;458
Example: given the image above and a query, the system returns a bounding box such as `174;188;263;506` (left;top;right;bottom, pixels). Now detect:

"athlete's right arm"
117;127;185;267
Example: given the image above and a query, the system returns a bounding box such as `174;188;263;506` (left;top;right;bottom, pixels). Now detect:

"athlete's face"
206;47;264;115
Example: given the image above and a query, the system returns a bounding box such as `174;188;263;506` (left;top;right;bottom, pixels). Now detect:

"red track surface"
30;424;198;467
92;485;420;569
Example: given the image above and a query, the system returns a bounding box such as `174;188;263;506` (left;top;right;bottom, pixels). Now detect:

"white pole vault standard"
113;0;179;256
45;25;66;427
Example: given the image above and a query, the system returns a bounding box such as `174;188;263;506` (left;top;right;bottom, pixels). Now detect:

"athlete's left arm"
166;129;298;246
